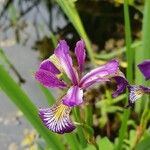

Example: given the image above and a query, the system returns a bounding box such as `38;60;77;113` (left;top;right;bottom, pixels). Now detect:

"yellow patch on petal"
54;104;68;121
134;89;143;97
39;100;75;133
49;54;64;72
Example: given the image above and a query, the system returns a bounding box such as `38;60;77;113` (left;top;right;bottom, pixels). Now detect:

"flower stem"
132;109;150;149
73;107;87;148
115;0;133;149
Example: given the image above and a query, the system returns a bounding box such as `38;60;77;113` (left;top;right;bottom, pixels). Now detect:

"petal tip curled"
112;76;129;98
138;60;150;81
39;102;75;134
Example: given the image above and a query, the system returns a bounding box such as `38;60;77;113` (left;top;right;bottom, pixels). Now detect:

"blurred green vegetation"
0;0;150;150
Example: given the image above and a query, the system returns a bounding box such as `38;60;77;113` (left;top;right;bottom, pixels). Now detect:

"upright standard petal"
62;86;83;107
39;59;60;75
75;40;86;72
138;60;150;80
54;40;79;85
35;69;66;88
79;60;119;89
39;101;75;134
112;76;129;98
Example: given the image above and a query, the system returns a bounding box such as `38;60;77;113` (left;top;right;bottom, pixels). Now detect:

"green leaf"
136;136;150;150
95;41;141;60
64;134;81;150
84;145;96;150
0;65;64;150
73;107;87;148
97;137;114;150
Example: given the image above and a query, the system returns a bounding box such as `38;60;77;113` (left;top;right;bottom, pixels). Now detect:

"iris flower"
112;60;150;107
35;40;119;134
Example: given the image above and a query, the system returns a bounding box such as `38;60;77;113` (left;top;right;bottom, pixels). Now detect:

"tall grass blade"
0;65;64;150
65;134;81;150
142;0;150;60
115;0;133;149
73;107;87;148
135;0;150;115
55;0;95;63
139;0;150;109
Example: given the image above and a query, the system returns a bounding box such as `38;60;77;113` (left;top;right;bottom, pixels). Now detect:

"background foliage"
0;0;150;150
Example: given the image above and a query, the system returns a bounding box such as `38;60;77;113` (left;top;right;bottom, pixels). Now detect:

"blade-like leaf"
65;134;81;150
97;137;114;150
136;136;150;150
0;65;64;150
55;0;95;63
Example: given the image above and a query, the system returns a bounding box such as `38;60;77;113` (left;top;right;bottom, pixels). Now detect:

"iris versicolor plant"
112;60;150;107
35;39;150;134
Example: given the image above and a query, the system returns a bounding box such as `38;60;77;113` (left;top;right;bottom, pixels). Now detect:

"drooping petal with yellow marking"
39;101;75;134
127;85;150;107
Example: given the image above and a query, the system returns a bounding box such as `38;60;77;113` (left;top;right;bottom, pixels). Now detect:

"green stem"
73;107;87;148
132;109;150;149
142;0;150;59
141;0;150;108
135;0;150;113
85;104;93;126
124;2;133;83
133;0;150;148
115;1;133;149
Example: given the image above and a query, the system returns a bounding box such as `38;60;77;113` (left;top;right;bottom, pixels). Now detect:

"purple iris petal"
81;78;110;89
39;59;60;75
79;60;119;88
112;76;129;98
139;85;150;93
54;40;79;85
138;60;150;80
39;102;75;134
75;40;86;72
35;69;66;88
62;86;83;107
